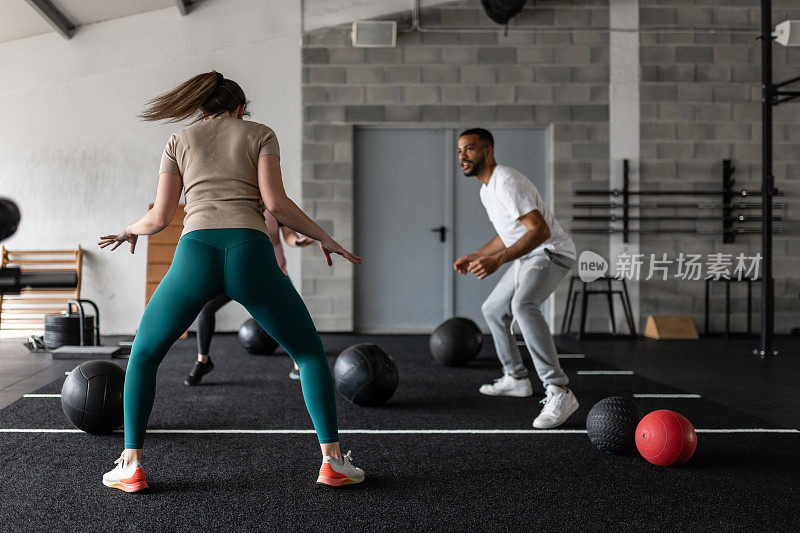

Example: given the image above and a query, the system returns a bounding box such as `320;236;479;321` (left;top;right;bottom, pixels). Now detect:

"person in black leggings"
185;213;313;386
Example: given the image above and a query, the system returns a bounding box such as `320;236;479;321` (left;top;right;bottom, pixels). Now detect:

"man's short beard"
464;154;486;177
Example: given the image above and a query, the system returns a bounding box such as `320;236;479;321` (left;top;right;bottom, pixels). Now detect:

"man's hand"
467;256;500;279
454;253;479;274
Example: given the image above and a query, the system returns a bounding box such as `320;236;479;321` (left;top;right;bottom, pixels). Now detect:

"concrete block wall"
639;0;800;333
302;0;609;331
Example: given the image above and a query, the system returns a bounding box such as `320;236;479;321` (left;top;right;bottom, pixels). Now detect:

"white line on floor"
577;370;634;375
22;394;61;398
558;354;586;359
64;372;70;375
0;428;797;435
694;429;798;434
634;394;702;399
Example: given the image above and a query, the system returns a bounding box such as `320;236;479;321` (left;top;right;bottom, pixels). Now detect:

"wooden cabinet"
146;205;185;304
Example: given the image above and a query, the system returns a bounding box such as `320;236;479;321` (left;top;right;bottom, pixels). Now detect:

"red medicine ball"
635;410;697;466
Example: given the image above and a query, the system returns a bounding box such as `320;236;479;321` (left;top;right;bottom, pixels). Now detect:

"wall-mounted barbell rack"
571;159;785;244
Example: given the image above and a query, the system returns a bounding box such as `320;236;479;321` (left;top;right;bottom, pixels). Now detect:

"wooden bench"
0;246;82;335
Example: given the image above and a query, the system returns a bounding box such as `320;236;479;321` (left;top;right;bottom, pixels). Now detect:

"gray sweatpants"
481;250;575;389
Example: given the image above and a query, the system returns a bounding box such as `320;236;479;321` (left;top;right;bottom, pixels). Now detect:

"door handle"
430;226;447;242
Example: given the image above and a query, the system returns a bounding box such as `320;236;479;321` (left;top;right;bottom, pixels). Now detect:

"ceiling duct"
480;0;528;25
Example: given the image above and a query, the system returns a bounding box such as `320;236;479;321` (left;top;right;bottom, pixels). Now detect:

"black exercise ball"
238;318;278;355
429;317;484;367
61;360;124;434
586;396;644;454
333;344;398;407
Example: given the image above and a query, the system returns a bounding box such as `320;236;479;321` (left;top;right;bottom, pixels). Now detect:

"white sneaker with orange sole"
317;451;365;486
102;455;149;493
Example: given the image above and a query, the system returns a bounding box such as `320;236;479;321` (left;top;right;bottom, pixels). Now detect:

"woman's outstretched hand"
98;229;138;254
320;238;361;266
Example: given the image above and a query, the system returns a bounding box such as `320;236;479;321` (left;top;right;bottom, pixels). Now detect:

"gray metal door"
453;128;550;330
355;128;448;332
355;126;549;333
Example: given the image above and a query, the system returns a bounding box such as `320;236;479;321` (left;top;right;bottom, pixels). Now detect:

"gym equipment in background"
561;276;636;339
429;317;484;367
571;159;785;243
586;397;644;455
1;246;84;336
0;198;20;241
704;278;757;338
238;318;278;355
333;343;399;407
635;410;697;467
61;360;125;434
46;299;121;358
0;198;87;336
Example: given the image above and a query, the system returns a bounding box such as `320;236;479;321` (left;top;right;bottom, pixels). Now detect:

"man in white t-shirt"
453;128;579;429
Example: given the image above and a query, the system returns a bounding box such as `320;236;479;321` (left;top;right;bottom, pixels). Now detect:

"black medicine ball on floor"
586;396;644;454
429;317;484;367
238;318;278;355
333;344;398;407
61;360;124;434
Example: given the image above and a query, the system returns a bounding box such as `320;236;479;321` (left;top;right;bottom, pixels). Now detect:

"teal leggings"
124;228;338;448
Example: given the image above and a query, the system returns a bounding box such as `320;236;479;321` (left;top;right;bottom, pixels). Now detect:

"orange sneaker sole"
104;480;149;493
316;474;364;486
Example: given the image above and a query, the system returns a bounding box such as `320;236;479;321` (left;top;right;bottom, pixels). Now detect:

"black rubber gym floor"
1;333;798;532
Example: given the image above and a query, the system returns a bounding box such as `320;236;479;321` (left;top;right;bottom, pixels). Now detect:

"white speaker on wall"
351;20;397;48
773;20;800;47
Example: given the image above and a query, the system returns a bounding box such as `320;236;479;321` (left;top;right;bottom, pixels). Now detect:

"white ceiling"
0;0;453;43
0;0;175;43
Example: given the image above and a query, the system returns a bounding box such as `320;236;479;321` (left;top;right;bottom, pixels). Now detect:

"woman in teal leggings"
98;71;364;491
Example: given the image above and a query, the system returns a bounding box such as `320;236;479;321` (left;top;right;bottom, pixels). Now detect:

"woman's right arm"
257;155;361;265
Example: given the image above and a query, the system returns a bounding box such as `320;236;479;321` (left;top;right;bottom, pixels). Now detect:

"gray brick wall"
303;0;609;331
639;0;800;334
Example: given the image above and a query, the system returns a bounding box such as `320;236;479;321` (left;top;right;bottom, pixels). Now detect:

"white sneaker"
479;373;534;397
533;385;579;429
102;455;149;493
317;451;365;486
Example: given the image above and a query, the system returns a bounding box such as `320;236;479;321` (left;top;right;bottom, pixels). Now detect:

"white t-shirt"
479;164;576;260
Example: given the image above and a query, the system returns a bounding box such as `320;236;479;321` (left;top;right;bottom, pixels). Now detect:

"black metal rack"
572;159;785;243
757;0;799;358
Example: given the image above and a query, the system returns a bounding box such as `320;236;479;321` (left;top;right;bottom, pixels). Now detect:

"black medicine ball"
61;360;125;434
429;317;484;367
586;396;644;454
238;318;278;355
333;344;398;407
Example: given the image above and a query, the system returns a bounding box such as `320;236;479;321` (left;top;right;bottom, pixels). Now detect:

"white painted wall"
0;0;302;335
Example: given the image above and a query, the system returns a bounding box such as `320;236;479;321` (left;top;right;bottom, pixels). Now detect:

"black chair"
560;276;636;339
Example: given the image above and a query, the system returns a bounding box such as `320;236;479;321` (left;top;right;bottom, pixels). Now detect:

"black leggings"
197;293;232;355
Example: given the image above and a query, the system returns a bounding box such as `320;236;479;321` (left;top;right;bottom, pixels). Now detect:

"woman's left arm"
98;173;182;253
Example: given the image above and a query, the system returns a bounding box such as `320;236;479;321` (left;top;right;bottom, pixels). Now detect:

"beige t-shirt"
159;118;280;237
